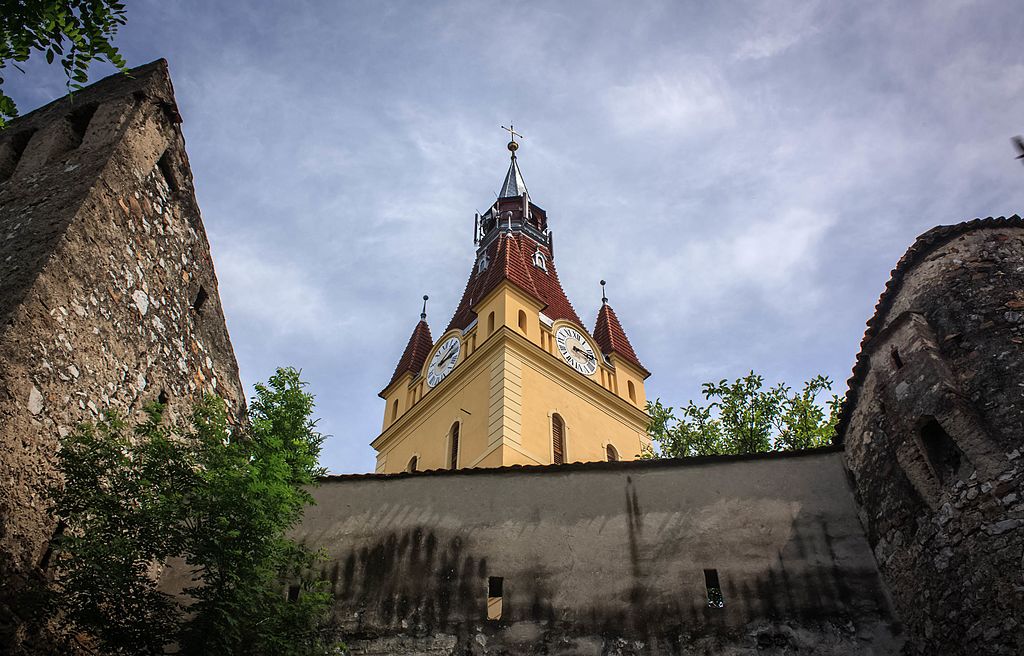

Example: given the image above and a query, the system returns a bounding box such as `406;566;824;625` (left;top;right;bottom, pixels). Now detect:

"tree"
47;367;338;655
1;1;128;128
644;371;841;458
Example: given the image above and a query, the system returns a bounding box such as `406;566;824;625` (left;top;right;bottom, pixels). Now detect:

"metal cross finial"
421;295;429;320
600;280;608;305
501;124;523;154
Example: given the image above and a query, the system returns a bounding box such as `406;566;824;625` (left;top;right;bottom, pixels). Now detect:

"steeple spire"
499;124;528;198
380;297;434;396
593;288;649;378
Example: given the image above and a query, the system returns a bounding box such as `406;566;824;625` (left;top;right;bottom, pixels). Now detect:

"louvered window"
552;414;565;464
449;423;460;469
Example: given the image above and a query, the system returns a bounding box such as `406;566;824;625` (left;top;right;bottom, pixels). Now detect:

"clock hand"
572;345;595;360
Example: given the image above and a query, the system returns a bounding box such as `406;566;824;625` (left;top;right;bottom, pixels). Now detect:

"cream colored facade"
374;282;650;473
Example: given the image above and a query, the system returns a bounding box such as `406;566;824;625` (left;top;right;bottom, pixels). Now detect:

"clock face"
427;336;461;388
555;325;598;376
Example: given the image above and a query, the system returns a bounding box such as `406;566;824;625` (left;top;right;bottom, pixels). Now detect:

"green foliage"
48;368;338;655
644;371;840;459
1;1;129;128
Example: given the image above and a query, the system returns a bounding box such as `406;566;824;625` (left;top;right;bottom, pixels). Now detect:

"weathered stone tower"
840;217;1024;655
0;61;244;646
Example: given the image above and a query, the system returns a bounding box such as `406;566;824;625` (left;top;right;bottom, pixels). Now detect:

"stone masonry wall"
841;220;1024;655
0;62;244;649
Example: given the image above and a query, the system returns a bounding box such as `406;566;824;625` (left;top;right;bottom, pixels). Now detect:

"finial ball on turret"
507;140;519;153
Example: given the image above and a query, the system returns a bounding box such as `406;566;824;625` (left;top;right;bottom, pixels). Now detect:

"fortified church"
1;62;1023;655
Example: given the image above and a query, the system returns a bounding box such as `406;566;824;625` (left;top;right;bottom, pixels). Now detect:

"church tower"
373;133;651;473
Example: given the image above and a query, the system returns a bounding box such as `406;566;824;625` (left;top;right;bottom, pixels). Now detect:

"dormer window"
478;251;490;272
532;249;547;272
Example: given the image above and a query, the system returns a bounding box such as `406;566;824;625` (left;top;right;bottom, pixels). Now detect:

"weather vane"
501;124;523;154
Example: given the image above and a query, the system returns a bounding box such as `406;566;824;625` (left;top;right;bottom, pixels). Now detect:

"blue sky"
8;1;1024;473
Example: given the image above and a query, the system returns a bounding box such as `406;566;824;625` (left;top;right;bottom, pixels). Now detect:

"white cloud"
733;1;821;61
213;243;340;340
605;69;735;137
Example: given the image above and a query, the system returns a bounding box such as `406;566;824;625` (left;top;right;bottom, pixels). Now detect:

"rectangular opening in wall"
157;149;180;193
890;347;904;370
0;129;36;181
192;286;209;315
919;418;969;483
487;576;503;620
287;584;300;602
704;568;724;608
67;103;99;149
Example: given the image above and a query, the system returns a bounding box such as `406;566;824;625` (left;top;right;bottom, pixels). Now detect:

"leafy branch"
1;0;129;128
644;371;841;458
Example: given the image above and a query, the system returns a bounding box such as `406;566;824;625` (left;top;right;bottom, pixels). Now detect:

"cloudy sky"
8;1;1024;473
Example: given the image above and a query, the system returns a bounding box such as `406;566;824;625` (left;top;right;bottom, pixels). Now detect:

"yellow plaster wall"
374;284;650;473
374;347;497;473
517;355;649;464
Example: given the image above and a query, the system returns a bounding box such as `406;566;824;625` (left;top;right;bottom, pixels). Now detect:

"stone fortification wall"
0;62;244;647
840;217;1024;655
290;450;900;655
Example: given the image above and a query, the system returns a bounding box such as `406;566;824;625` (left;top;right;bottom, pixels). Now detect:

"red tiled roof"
381;319;432;396
593;303;649;377
445;232;584;332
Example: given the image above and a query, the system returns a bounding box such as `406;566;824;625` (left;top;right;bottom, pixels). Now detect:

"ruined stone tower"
0;61;244;644
840;217;1024;655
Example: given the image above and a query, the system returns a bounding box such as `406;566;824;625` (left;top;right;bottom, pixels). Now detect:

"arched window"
487;312;495;336
606;444;619;462
517;310;528;334
551;414;565;464
406;455;418;473
449;422;460;469
532;249;547;272
627;380;637;403
391;398;399;422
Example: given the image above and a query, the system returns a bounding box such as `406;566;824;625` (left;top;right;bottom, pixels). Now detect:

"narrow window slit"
890;347;904;370
704;568;724;608
192;286;209;314
157;149;180;193
487;576;503;620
